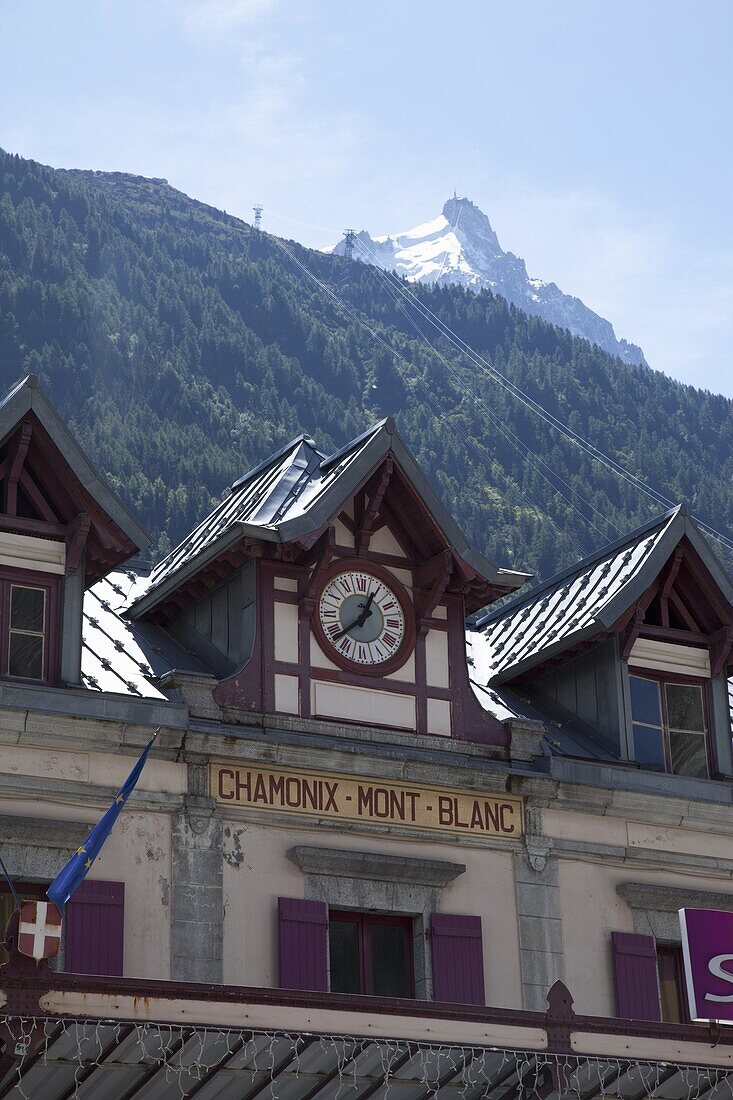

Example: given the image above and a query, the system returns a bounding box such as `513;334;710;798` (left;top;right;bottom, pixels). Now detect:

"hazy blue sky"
2;1;733;395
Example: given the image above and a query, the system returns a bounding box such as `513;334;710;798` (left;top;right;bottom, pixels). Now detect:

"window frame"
329;909;415;998
628;667;713;778
0;568;61;685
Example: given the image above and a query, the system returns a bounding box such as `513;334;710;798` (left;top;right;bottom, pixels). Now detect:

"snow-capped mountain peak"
329;196;645;367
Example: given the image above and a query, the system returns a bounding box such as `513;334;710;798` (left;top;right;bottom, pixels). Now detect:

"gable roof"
130;417;530;617
0;375;150;575
469;505;733;686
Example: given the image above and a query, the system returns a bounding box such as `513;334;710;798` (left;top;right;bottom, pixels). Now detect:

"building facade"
1;375;733;1096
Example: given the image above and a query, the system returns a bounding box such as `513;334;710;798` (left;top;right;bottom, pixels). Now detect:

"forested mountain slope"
1;149;732;577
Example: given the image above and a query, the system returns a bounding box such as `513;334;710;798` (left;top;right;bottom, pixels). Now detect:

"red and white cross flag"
17;900;62;962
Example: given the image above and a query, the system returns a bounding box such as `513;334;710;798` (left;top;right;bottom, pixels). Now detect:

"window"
9;585;46;678
612;931;693;1023
0;573;59;683
329;910;414;998
657;944;690;1024
629;674;709;778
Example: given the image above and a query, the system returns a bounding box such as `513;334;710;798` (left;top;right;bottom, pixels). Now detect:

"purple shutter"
431;913;486;1005
611;932;661;1021
278;897;328;991
65;880;125;977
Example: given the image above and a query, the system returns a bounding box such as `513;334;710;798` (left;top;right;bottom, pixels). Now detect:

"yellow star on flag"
75;846;86;855
115;795;125;805
84;858;92;869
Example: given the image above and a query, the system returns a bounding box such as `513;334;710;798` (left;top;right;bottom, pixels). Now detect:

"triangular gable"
471;506;733;685
0;376;149;583
130;417;530;620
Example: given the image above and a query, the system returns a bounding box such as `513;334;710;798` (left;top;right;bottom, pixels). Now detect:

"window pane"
10;586;45;632
666;683;705;731
633;724;665;770
329;919;361;994
630;677;662;727
8;633;43;679
370;922;410;999
657;947;685;1023
670;731;708;779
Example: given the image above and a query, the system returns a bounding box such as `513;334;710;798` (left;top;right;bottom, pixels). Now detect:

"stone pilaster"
514;806;565;1011
171;761;223;983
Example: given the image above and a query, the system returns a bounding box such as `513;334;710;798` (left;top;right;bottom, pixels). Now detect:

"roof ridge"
320;417;394;471
230;433;323;491
473;505;683;629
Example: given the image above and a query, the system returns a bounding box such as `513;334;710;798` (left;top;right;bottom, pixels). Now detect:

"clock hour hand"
332;593;376;639
355;591;375;627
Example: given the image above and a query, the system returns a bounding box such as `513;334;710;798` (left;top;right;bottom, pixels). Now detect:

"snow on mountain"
328;196;646;367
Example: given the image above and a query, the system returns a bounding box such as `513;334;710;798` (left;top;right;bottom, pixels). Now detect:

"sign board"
680;907;733;1023
211;763;523;839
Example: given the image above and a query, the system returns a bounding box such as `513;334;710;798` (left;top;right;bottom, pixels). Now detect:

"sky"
2;0;733;395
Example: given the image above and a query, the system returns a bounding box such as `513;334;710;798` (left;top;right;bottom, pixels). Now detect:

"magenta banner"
680;908;733;1023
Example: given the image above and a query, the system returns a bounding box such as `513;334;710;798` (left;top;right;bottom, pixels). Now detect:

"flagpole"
0;851;20;910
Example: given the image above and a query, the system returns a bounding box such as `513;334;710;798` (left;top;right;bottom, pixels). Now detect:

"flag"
47;732;157;909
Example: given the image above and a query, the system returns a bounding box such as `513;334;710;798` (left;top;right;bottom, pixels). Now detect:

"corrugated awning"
1;1019;732;1100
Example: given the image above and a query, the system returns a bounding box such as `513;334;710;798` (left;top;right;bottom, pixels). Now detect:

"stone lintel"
617;882;733;913
288;845;465;886
0;814;87;850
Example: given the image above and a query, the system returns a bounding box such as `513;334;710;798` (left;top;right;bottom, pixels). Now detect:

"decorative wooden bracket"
660;547;684;627
711;626;733;676
65;512;91;573
300;526;335;619
414;550;453;635
620;604;645;660
356;458;393;555
5;420;32;517
243;537;264;558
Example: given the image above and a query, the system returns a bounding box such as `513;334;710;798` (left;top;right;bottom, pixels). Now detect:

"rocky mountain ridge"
330;196;645;366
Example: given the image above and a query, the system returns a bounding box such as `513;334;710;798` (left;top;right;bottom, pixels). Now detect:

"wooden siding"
170;560;256;677
537;638;623;755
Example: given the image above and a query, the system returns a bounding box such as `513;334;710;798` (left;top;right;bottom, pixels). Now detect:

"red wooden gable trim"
5;421;32;517
355;458;393;555
0;412;139;583
659;547;683;627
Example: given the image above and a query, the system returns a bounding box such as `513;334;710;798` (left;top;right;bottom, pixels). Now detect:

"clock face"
317;567;410;669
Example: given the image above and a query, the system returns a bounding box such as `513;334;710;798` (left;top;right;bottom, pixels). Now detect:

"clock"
313;562;415;674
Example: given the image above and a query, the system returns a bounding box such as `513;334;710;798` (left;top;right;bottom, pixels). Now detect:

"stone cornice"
0;771;185;813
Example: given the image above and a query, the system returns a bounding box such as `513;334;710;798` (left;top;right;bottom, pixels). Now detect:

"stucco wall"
222;820;523;1008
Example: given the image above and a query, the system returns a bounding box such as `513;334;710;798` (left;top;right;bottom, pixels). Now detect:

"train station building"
1;375;733;1096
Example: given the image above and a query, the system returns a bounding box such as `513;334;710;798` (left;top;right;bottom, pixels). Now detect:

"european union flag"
47;732;157;910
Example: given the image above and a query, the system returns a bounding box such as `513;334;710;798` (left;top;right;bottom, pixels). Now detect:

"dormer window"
0;573;59;683
9;584;46;678
630;673;709;779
